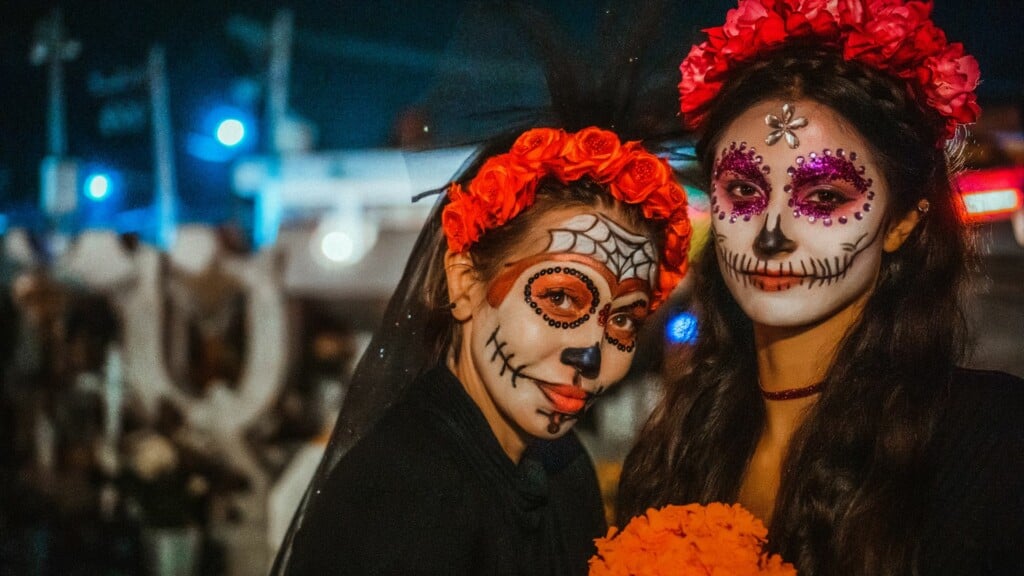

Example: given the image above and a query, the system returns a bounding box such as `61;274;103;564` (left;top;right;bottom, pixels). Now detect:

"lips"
747;273;804;291
537;382;590;414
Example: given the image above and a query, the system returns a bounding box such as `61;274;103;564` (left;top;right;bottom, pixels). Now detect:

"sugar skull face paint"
470;207;654;439
710;99;891;328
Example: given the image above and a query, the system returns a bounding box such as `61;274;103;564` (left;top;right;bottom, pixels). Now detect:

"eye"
603;300;649;352
726;181;762;200
541;288;576;310
609;312;639;332
525;268;600;326
804;187;852;206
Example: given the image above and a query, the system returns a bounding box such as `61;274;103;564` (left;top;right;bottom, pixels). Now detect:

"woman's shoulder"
943;367;1024;438
336;396;473;488
920;368;1024;574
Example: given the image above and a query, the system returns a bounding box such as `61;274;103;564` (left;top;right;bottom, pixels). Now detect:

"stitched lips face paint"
470;207;654;439
710;99;891;328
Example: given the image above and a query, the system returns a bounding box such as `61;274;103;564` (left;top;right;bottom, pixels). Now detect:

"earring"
917;199;931;214
447;302;457;310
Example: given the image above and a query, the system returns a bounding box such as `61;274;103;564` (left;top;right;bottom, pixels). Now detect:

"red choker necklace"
760;381;823;401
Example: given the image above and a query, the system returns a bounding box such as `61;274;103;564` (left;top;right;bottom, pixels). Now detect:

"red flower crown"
678;0;980;143
442;127;691;307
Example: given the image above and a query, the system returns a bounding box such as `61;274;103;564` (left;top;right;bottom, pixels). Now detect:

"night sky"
2;0;1022;225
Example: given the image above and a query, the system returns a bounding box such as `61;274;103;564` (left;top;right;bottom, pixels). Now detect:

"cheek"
601;348;634;383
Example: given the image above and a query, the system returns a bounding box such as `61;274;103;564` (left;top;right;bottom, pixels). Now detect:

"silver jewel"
765;103;808;149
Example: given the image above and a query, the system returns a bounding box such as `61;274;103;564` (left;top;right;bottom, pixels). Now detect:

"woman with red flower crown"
617;1;1023;574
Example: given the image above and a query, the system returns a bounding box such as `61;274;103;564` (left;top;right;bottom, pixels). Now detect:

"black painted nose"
754;214;796;257
560;344;601;380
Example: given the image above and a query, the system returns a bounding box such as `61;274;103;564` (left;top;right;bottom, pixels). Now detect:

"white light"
320;231;355;263
85;174;110;200
216;118;246;147
963;189;1022;217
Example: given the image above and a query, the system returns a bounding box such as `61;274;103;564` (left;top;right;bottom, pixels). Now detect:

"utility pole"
30;8;81;221
266;9;294;154
30;8;80;157
148;46;177;249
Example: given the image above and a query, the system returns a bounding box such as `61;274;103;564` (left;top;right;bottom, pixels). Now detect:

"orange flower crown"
442;127;691;307
678;0;980;144
589;503;798;575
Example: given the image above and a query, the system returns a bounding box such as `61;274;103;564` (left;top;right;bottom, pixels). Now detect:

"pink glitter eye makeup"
784;148;874;226
711;142;771;223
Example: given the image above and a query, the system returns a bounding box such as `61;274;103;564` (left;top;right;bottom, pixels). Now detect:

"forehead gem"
765;103;809;149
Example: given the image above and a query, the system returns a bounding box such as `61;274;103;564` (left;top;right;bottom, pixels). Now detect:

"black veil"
271;2;699;572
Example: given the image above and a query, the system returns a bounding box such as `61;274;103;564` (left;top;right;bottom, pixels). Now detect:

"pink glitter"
713;142;770;220
788;150;872;223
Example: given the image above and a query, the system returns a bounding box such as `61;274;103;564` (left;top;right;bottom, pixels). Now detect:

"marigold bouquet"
589;503;797;576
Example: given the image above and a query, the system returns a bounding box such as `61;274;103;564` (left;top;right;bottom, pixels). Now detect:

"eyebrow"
713;144;771;193
788;151;871;194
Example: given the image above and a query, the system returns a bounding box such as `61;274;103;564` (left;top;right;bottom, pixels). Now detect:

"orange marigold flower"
589;503;798;576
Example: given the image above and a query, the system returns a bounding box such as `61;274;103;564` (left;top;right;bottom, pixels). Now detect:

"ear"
883;207;922;253
444;250;483;322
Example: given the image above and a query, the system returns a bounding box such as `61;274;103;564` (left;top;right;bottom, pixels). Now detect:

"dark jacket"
284;365;607;575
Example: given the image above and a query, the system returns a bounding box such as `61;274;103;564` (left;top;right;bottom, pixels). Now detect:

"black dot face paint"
524;266;600;330
600;300;648;352
470;210;656;443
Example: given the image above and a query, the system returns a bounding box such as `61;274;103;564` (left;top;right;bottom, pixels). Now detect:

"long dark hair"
617;48;974;575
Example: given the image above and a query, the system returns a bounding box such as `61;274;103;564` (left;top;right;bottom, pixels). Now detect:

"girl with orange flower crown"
269;5;693;573
617;1;1024;575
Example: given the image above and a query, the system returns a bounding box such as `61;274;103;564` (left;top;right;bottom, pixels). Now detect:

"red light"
956;167;1024;221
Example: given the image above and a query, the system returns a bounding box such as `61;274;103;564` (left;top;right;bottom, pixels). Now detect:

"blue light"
666;311;699;345
85;173;111;200
216;118;246;147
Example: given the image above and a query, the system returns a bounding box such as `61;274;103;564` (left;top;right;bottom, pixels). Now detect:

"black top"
915;367;1024;575
283;365;607;576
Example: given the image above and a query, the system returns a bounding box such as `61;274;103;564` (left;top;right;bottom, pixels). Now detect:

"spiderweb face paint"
710;99;893;329
468;207;653;441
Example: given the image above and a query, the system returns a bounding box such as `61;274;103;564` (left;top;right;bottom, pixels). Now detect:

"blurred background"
1;1;1022;574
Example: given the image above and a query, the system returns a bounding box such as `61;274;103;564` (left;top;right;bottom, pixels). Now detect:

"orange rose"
610;154;675;204
442;185;483;253
510;128;566;169
637;184;687;222
557;128;632;183
468;156;537;224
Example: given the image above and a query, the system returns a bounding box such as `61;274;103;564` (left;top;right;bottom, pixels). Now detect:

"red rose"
779;0;840;38
918;42;981;128
679;43;726;127
831;0;866;27
610;154;675;204
718;0;788;57
844;0;934;68
557;128;631;183
510;128;566;170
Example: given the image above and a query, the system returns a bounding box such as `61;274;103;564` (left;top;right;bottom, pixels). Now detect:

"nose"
754;214;796;257
560;343;601;380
